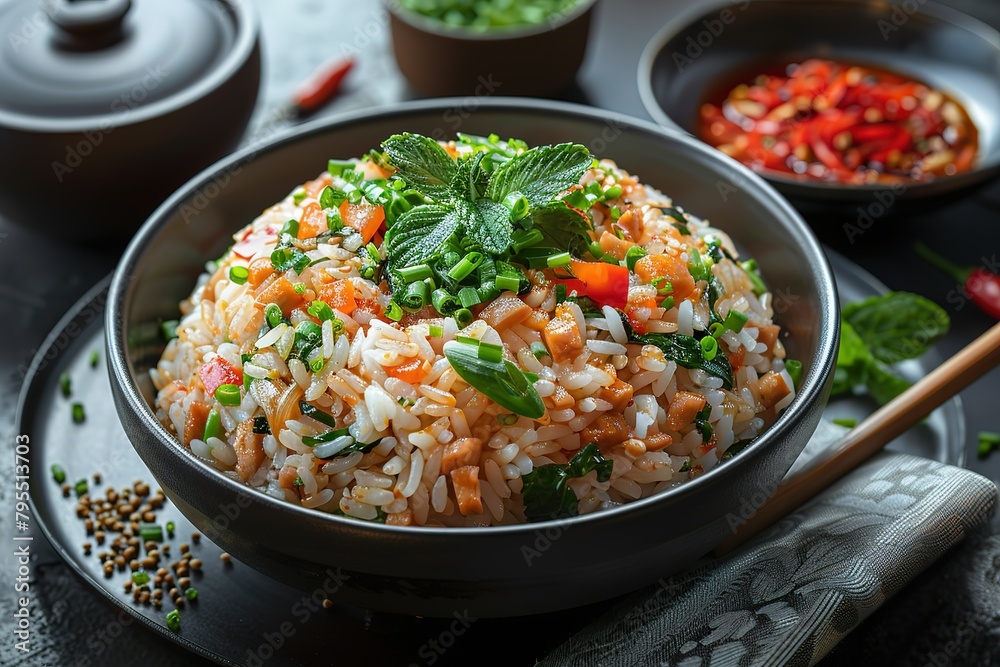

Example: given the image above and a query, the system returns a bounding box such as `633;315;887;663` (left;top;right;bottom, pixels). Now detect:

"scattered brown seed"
189;559;202;570
123;546;136;561
141;558;156;569
139;591;150;603
84;519;94;534
322;599;333;609
93;473;102;485
220;552;231;563
179;544;189;554
174;597;185;608
178;577;191;589
191;532;201;543
82;543;92;555
176;566;189;577
145;541;157;552
152;589;163;600
103;562;114;576
62;484;71;497
129;559;140;571
95;531;105;545
148;550;159;560
156;568;168;578
135;481;150;497
169;588;179;598
124;581;133;592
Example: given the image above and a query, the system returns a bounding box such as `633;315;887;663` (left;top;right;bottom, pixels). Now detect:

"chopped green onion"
562;190;591;210
448;252;484;281
688;248;711;282
503;192;530;221
330;318;345;336
709;322;725;338
320;185;347;209
299;401;338;428
432;289;459;315
307;300;335;322
495;275;521;292
609;207;622;221
293;282;307;294
74;479;88;497
497;414;518;426
280;218;299;238
511;228;544;252
429;324;444;338
310;358;325;373
366;243;381;263
59;371;71;397
327;210;344;231
166;521;176;537
139;523;164;543
71;403;85;423
478;341;504;363
458;286;481;309
265;303;283;328
555;283;567;303
603;184;623;200
131;570;150;586
832;417;857;428
51;464;66;484
625;246;647;272
530;342;549;359
293;476;304;486
292;187;307;205
588;241;605;260
723;309;749;334
327;159;354;177
385;300;404;322
347;189;363;205
398;264;433;283
651;277;672;295
785;359;803;389
740;259;767;296
165;609;180;633
185;588;199;601
547;252;571;269
454;308;474;327
203;409;222;441
214;384;241;407
270;247;310;274
229;266;249;286
403;281;431;311
700;336;718;361
89;350;99;368
661;296;675;310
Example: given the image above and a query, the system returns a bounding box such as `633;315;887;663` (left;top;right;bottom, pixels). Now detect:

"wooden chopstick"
715;320;1000;556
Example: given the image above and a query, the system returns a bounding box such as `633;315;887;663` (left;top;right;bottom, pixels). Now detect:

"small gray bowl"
107;99;838;618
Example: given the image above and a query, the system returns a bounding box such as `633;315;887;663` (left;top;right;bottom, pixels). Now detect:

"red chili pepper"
554;259;629;310
292;57;355;114
914;242;1000;319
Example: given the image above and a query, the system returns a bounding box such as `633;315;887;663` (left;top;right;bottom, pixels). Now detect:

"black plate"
19;251;961;664
638;0;1000;212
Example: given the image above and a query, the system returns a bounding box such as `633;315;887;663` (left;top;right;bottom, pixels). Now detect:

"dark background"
1;0;999;665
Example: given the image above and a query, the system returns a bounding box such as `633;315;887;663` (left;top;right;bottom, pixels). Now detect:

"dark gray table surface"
2;0;999;665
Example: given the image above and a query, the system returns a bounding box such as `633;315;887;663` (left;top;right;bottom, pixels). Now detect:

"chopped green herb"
161;319;180;341
521;443;613;522
89;350;100;368
165;609;180;632
832;417;858;429
229;266;249;285
214;384;241;407
292;187;308;205
59;371;71;397
131;570;150;586
185;587;199;601
73;478;88;497
51;464;66;484
785;359;803;390
443;339;544;419
293;282;307;294
166;521;176;538
694;405;713;443
497;414;518;426
293;476;304;487
71;403;85;423
202;409;222;441
977;431;1000;459
139;523;163;543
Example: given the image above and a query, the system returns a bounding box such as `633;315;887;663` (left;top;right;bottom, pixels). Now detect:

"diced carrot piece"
581;412;630;447
340;200;385;243
616;209;644;242
644;432;673;452
304;173;332;199
385;357;431;384
758;371;790;410
600;378;634;412
256;276;304;316
599;230;636;260
665;391;708;432
182;402;212;445
247;257;274;288
232;420;265;482
757;324;781;357
450;466;483;516
316;279;357;314
441;438;483;475
478;294;532;331
278;465;299;489
522;309;550;331
547;384;575;410
634;253;696;300
297;202;327;240
542;305;583;363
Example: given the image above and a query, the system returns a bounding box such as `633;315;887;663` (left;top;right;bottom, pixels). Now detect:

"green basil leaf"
443;340;544;419
634;331;735;390
381;133;457;197
530;201;592;257
522;443;614;522
486;143;592;207
450;151;492;201
385;204;462;279
865;360;912;405
463;199;513;255
831;320;871;396
842;292;949;364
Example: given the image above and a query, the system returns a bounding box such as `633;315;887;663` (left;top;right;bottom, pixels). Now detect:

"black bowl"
638;0;1000;213
107;99;838;617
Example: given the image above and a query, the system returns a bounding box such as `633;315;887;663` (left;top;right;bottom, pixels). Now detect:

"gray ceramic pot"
107;99;839;618
0;0;260;240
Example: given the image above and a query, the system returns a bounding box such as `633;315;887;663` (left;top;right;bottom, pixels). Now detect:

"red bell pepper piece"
554;259;629;310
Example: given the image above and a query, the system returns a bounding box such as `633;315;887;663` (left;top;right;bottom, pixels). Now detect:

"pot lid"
0;0;241;125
